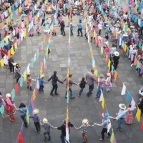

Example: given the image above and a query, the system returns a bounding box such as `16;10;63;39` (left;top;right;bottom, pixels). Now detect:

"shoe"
50;93;54;96
99;138;104;141
78;94;81;97
77;35;79;36
71;97;75;99
41;90;44;92
131;64;133;66
55;93;59;95
44;138;47;142
30;87;32;91
27;86;29;89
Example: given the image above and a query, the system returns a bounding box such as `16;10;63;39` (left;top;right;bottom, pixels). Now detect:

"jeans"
21;115;28;127
77;28;83;36
118;118;124;129
65;88;74;98
61;27;65;36
9;64;14;72
79;88;83;95
60;134;65;143
86;84;94;96
70;29;73;35
50;84;58;94
96;85;103;98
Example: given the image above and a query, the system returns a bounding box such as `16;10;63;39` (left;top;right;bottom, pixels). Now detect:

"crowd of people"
0;0;143;142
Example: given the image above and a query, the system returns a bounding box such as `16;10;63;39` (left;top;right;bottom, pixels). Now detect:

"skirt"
125;112;133;124
4;104;16;115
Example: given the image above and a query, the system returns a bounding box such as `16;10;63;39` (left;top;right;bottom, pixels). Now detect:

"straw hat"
6;93;11;98
130;26;134;28
123;33;128;37
33;109;39;114
41;74;45;78
99;74;104;78
119;104;126;110
107;72;111;77
82;119;89;125
43;118;48;123
114;51;119;56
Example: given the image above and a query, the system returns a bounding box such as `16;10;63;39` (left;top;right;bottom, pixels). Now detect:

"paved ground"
0;6;143;143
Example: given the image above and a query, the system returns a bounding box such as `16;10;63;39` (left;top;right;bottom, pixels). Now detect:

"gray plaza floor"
0;12;143;143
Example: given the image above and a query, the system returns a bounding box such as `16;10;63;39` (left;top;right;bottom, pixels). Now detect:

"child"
78;77;86;96
27;74;36;91
36;18;41;36
75;119;94;143
70;23;74;36
41;118;56;142
38;74;47;92
104;72;112;92
30;109;41;132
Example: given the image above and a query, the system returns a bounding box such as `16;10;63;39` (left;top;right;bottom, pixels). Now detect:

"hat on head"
114;51;119;56
43;118;48;123
33;109;39;114
82;119;89;125
123;33;128;37
99;74;104;78
6;93;11;98
119;104;126;110
41;74;45;78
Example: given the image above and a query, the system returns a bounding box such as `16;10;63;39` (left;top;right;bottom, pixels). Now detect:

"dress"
104;77;112;91
125;109;133;124
4;97;16;121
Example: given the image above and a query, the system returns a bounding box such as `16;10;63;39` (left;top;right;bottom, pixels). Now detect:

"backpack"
80;80;86;88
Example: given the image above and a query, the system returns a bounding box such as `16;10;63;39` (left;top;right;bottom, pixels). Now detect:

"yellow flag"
100;47;103;55
32;89;36;100
19;6;22;13
5;18;8;25
124;44;127;52
66;107;69;120
23;30;26;38
94;69;98;77
36;14;38;20
8;7;11;13
136;108;141;122
40;69;42;77
10;46;15;55
101;96;105;109
108;60;111;69
14;43;18;49
4;36;8;43
45;49;48;56
67;68;70;77
1;59;4;67
23;70;27;81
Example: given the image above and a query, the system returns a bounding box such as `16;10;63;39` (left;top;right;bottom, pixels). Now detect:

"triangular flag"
1;59;4;67
105;55;108;62
23;70;27;81
32;89;36;100
17;132;25;143
26;109;29;124
130;98;136;111
41;61;44;72
101;47;104;54
126;91;131;102
101;96;105;109
36;79;39;89
14;43;18;49
140;122;143;130
15;83;19;93
136;108;141;122
134;56;137;66
27;64;30;74
20;76;24;87
99;90;103;102
10;46;15;55
110;129;116;143
28;102;33;115
114;70;118;81
0;105;4;117
8;50;11;59
94;69;98;77
121;83;126;95
108;60;111;69
11;89;15;100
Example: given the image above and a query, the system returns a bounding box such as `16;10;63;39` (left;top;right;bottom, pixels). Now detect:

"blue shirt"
77;23;83;29
18;107;27;116
38;78;47;85
30;114;40;122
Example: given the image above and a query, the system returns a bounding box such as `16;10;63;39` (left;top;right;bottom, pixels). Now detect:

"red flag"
15;83;19;93
41;62;44;72
140;122;143;130
17;132;25;143
38;46;41;52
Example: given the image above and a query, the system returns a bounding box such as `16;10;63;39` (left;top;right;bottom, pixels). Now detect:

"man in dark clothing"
8;56;14;73
56;120;75;143
47;71;63;96
60;19;65;36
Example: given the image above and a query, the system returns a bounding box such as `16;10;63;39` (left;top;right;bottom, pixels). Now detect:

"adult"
86;69;96;96
17;103;28;127
41;10;46;26
60;19;65;36
8;56;14;73
113;51;120;70
138;93;143;115
15;64;21;83
63;74;77;99
4;93;16;122
94;113;111;141
47;71;63;96
56;119;76;143
113;104;127;131
77;20;83;37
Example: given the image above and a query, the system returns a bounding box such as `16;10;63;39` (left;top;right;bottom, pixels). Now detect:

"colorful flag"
15;83;19;93
23;70;27;81
101;95;105;109
136;108;141;122
26;109;30;124
126;91;131;102
17;132;25;143
121;83;126;95
110;129;116;143
11;89;15;100
0;105;4;117
20;76;24;87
